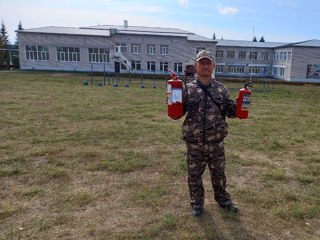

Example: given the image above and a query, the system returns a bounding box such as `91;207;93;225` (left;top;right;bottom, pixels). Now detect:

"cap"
196;50;214;62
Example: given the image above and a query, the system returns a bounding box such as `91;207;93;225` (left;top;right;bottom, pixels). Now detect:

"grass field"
0;71;319;239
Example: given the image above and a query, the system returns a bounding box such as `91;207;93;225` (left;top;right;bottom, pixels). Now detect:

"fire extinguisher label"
167;94;172;105
167;84;172;93
171;88;182;103
241;94;251;110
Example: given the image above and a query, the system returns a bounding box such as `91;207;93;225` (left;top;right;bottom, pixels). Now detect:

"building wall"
18;32;114;72
290;47;320;82
215;46;273;77
17;30;320;82
18;32;216;74
272;47;293;81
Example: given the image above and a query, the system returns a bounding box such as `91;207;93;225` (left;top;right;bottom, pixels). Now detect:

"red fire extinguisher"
166;69;184;120
236;83;253;119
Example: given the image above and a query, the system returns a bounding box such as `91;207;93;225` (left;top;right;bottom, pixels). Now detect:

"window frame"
160;62;169;71
25;45;49;61
147;61;156;71
216;51;224;59
88;48;110;63
57;46;80;62
131;44;141;54
160;45;169;55
227;51;235;59
147;44;156;55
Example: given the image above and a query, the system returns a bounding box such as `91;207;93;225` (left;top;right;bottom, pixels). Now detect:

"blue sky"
1;0;319;44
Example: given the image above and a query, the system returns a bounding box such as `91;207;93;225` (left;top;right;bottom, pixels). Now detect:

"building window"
215;65;223;73
147;61;156;71
273;67;284;77
131;61;141;70
249;52;258;60
227;51;235;59
280;52;284;60
280;68;285;77
160;62;168;71
216;51;224;59
238;51;246;59
25;45;49;61
250;66;260;74
196;47;206;55
88;48;109;63
131;44;141;54
250;66;267;74
272;67;277;76
261;53;268;61
147;44;156;55
228;66;244;74
57;47;80;62
174;62;183;73
287;52;291;61
115;43;127;53
236;66;245;73
160;45;169;55
121;61;128;70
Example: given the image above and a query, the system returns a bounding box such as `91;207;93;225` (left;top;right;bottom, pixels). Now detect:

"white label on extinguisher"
241;94;251;110
167;94;172;105
167;84;172;93
171;88;182;103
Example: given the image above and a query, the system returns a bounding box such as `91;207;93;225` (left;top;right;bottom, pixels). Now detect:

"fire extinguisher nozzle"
244;83;253;90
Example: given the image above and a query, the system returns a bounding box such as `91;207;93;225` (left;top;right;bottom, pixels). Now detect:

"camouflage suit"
182;78;236;207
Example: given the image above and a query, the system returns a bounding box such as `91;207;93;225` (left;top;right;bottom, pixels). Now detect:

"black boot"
192;205;203;217
220;202;239;213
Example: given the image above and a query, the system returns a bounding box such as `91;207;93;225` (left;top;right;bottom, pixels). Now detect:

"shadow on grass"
196;209;254;240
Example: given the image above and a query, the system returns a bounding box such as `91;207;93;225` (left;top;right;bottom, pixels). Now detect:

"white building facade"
18;24;216;75
17;23;320;82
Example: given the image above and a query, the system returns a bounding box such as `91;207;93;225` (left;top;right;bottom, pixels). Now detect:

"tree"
0;20;11;66
14;20;23;49
259;36;265;42
253;36;257;42
0;20;11;48
213;33;216;40
0;35;6;65
0;35;3;48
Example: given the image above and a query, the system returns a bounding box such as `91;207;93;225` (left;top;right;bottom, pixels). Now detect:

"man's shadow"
196;207;254;240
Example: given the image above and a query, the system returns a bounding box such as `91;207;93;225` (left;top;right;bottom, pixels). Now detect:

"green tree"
253;36;257;42
1;20;11;48
259;36;265;42
0;20;11;66
14;20;23;49
213;33;216;40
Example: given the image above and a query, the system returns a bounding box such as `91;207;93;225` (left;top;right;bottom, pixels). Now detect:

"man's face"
195;58;215;77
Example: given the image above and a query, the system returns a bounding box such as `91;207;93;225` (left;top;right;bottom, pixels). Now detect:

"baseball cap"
196;50;214;62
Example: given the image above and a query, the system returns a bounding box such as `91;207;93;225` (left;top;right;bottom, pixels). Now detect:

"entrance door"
115;62;120;73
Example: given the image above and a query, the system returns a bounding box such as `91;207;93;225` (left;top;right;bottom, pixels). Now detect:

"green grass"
0;71;320;239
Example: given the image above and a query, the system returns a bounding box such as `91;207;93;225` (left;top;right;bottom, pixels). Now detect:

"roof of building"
216;39;287;48
18;24;215;42
84;24;215;42
84;24;193;34
18;25;320;47
18;26;110;37
279;39;320;48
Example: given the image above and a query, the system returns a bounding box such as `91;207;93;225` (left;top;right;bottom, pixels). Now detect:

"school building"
17;21;320;82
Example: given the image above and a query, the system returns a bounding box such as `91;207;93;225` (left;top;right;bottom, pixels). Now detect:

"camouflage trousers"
186;141;232;207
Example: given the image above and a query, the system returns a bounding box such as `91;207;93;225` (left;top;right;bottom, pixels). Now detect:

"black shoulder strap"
196;80;226;120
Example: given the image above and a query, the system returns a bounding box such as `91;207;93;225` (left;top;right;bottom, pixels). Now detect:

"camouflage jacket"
182;79;236;144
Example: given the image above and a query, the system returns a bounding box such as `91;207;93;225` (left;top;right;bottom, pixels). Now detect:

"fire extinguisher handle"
244;83;253;90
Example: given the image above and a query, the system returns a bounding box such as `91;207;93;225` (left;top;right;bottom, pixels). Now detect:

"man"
182;50;238;217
